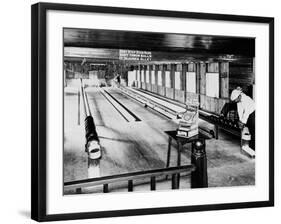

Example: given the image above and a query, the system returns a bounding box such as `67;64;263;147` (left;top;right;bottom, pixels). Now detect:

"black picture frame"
31;2;274;222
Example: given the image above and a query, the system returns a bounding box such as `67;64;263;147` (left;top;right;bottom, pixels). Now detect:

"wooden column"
163;64;167;96
171;64;175;100
161;64;164;91
157;64;165;96
137;65;141;88
140;65;144;89
175;63;184;103
150;64;153;92
139;64;141;88
144;65;147;90
196;63;200;94
199;63;206;110
154;64;158;94
219;62;229;98
182;63;187;92
182;63;187;104
199;63;206;95
155;64;158;86
148;65;152;91
170;64;174;89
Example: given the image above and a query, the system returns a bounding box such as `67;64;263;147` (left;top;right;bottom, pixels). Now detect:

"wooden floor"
63;86;255;194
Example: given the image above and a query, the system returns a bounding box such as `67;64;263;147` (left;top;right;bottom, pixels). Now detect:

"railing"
79;79;101;159
64;138;208;193
65;165;195;193
80;78;92;117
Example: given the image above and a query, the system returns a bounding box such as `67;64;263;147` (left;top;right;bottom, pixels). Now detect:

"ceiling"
64;28;255;57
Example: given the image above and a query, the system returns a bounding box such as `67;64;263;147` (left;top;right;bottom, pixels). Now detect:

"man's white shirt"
237;93;255;124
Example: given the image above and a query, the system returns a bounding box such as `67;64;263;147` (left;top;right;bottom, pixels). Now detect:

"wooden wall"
229;59;254;97
64;61;91;79
130;59;254;115
64;60;131;83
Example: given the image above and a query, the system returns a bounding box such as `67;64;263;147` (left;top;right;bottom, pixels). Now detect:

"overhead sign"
119;49;152;61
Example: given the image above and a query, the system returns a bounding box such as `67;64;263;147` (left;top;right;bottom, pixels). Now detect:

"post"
171;173;179;189
76;188;82;194
219;62;229;99
103;184;109;193
150;176;156;191
78;88;80;125
215;125;219;139
128;180;133;192
166;137;172;180
166;137;172;168
177;142;183;187
191;139;208;188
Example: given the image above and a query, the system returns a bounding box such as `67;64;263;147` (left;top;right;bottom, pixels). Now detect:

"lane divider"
119;86;179;120
99;87;139;122
103;89;141;122
119;87;218;138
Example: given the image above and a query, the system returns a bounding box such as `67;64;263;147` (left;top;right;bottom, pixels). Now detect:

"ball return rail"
80;79;101;160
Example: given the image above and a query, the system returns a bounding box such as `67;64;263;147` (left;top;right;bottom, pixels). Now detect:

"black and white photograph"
63;28;256;195
0;0;278;223
28;2;274;222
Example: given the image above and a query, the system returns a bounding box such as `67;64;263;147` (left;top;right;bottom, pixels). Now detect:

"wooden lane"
106;87;172;122
86;87;128;126
64;86;255;193
85;87;188;177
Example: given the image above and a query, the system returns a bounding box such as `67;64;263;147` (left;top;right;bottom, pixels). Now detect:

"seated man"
220;101;239;122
